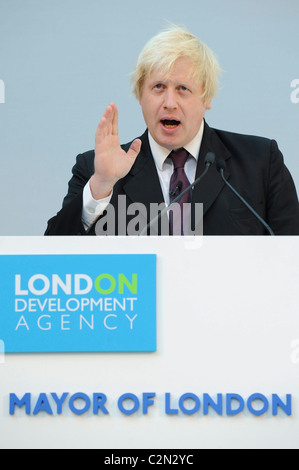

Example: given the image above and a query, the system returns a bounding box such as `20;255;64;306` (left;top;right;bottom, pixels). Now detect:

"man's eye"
155;84;164;90
179;86;188;91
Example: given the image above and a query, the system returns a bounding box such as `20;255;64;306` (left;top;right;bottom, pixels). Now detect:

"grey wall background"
0;0;298;235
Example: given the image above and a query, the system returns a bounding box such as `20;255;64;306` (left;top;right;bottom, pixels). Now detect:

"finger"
127;138;142;160
111;103;119;136
96;104;113;140
103;104;114;135
96;116;108;143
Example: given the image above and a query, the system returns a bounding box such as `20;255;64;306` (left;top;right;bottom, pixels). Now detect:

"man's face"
139;57;210;150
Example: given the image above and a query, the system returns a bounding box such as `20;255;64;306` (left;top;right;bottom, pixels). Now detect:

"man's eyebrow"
175;80;197;91
149;77;194;88
149;77;167;84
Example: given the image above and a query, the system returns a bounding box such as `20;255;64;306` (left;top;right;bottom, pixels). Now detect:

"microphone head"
216;158;226;172
204;152;216;165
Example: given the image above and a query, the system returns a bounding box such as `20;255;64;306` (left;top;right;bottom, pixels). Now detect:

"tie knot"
170;148;189;169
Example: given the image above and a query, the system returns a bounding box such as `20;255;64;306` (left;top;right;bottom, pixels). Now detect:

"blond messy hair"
131;25;221;105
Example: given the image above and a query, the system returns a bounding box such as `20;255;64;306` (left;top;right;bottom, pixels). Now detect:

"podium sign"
0;254;156;352
0;236;298;449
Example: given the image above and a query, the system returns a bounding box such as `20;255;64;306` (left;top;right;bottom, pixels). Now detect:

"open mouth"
161;119;181;129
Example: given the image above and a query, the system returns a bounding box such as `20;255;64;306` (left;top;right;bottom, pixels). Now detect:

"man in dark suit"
45;27;299;236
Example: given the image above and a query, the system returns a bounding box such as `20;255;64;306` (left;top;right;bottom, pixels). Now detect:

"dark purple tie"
169;148;192;235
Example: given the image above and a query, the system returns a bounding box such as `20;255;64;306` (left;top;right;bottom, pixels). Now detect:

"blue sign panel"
0;254;156;353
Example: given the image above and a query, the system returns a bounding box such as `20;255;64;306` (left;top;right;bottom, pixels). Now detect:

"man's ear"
205;101;212;110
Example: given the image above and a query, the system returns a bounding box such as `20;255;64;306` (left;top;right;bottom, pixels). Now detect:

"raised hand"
89;103;142;200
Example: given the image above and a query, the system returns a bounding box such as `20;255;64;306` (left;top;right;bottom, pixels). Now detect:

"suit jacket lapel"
192;121;232;215
122;131;165;234
123;130;164;205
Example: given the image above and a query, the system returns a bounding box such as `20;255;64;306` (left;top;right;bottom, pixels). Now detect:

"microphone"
139;152;215;236
216;158;275;236
169;181;183;197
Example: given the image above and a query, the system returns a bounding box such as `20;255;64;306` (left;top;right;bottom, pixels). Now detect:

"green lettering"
94;274;116;295
118;273;138;294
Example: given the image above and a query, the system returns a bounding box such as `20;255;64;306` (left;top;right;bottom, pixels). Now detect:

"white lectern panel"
0;236;298;449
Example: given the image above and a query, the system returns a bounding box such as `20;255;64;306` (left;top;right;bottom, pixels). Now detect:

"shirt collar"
148;120;205;171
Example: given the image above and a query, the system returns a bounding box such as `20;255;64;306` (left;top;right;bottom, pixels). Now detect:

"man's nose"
163;89;177;109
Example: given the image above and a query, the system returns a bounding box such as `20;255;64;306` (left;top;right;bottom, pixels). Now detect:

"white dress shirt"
82;120;205;230
148;120;204;205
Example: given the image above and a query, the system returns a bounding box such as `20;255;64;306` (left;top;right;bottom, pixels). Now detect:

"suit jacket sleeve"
266;140;299;235
45;152;94;235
